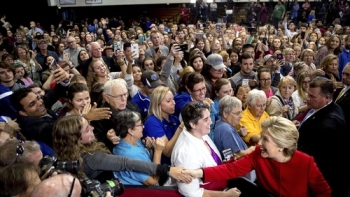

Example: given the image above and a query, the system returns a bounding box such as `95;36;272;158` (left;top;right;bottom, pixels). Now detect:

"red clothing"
179;8;189;22
203;146;331;197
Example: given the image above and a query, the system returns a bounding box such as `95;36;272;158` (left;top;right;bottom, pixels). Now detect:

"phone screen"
50;60;57;70
222;148;233;161
131;44;139;58
277;54;284;60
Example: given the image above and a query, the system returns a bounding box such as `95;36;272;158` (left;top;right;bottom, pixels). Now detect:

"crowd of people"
0;0;350;196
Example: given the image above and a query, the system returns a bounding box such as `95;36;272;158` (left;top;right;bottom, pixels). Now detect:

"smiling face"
132;66;142;81
92;60;107;77
70;91;91;112
188;81;206;102
19;92;47;117
191;109;212;136
259;129;282;160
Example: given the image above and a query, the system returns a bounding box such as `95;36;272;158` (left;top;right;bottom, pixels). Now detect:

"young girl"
14;64;33;87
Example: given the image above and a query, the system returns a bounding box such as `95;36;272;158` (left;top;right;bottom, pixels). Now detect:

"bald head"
30;174;81;197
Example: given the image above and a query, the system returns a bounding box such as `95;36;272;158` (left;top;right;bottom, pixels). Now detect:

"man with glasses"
35;38;59;68
91;79;140;151
63;36;84;68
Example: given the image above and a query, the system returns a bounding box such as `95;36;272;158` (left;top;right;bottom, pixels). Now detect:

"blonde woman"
291;71;311;113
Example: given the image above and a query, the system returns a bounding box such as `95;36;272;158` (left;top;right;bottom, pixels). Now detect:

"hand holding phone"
131;43;139;59
50;60;57;71
222;148;234;161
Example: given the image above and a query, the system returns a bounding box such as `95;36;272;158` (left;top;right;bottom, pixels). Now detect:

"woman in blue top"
112;111;166;186
144;86;183;165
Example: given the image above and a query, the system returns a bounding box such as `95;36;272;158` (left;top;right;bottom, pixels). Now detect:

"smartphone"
222;148;233;161
179;44;188;51
242;79;249;86
131;43;139;58
277;53;284;60
50;60;57;70
114;42;121;52
301;31;306;39
262;37;267;45
63;53;70;62
195;33;204;39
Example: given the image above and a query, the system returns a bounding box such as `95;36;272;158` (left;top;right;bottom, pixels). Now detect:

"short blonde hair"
277;76;296;91
261;116;299;156
300;49;315;61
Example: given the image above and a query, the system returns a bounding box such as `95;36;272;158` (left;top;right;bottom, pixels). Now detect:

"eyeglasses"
343;72;350;77
302;80;311;84
231;110;242;116
134;123;144;128
259;78;271;82
192;87;206;93
67;177;76;197
255;104;266;109
107;93;128;100
4;58;13;62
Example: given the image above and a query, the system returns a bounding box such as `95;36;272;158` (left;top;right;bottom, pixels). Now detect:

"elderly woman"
214;96;255;160
112;111;167;186
144;86;182;165
239;89;269;145
185;116;331;197
266;76;299;120
300;49;316;73
52;115;190;183
171;101;241;197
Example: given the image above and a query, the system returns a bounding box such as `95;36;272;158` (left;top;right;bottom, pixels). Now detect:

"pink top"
22;77;34;87
265;88;274;98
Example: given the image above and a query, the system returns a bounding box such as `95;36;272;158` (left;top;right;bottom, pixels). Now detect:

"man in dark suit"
298;77;349;197
76;42;121;77
336;63;350;125
341;2;350;26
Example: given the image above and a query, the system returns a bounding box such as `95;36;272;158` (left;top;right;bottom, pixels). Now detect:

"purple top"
206;141;222;166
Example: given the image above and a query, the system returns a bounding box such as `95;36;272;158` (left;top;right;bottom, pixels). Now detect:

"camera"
38;156;80;178
81;177;124;197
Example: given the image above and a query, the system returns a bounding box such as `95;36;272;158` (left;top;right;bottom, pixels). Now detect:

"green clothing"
273;4;285;18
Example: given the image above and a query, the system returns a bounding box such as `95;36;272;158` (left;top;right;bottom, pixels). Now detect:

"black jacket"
298;102;349;196
16;83;67;148
91;101;140;151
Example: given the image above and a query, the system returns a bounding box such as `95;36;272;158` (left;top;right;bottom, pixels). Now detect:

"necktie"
299;109;314;128
205;141;222;165
335;88;346;102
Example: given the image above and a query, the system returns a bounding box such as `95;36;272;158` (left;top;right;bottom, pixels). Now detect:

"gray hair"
246;89;267;105
219;95;242;116
0;140;41;167
103;79;127;95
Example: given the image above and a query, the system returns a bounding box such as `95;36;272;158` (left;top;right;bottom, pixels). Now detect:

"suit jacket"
76;56;121;77
335;89;350;126
298;102;349;196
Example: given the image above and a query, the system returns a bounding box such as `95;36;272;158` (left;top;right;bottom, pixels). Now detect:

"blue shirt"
214;119;248;157
131;90;150;120
143;114;180;164
113;140;151;185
